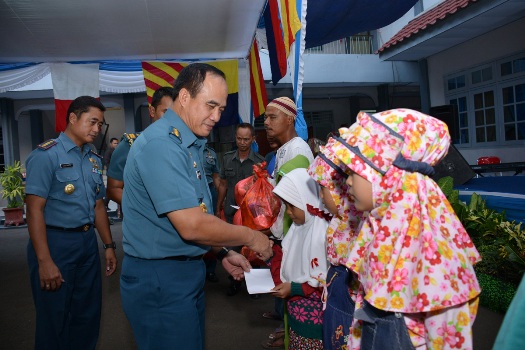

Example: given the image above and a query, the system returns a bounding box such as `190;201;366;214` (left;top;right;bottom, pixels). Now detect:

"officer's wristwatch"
103;241;117;250
216;247;230;261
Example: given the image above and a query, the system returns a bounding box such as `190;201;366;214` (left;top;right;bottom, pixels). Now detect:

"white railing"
305;36;373;55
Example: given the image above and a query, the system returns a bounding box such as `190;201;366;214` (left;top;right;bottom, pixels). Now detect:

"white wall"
260;51;420;85
15;95;129;167
427;17;525;106
426;18;525;164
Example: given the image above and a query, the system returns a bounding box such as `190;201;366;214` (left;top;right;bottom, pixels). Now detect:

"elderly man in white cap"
264;97;314;183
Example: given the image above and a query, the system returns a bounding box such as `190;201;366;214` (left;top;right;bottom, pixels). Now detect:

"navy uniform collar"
58;132;92;154
164;109;207;149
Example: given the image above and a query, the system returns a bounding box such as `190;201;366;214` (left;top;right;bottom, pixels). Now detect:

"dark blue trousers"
323;265;355;350
120;254;206;350
27;228;101;350
358;300;415;350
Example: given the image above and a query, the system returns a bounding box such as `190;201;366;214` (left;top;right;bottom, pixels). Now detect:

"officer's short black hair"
236;123;255;137
66;96;106;124
173;63;226;99
151;87;175;109
109;137;119;143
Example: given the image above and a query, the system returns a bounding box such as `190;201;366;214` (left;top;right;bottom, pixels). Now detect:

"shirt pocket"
225;168;235;178
91;171;103;185
50;168;81;199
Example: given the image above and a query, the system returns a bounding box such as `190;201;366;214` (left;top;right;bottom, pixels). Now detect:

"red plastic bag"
237;163;281;230
234;175;256;206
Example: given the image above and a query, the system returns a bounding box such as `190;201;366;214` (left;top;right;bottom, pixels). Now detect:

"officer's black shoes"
206;272;219;283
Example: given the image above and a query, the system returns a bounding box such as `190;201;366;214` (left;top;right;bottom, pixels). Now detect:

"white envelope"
244;268;276;294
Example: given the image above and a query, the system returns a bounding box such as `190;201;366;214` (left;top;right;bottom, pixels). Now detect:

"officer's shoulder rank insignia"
169;127;182;144
37;139;57;150
123;133;140;146
90;150;102;158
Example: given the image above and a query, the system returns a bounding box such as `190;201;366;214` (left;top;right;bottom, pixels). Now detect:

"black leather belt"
164;255;204;261
46;224;93;232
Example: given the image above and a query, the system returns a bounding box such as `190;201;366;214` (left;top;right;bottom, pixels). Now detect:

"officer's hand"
104;249;118;276
259;228;272;236
246;230;273;261
39;259;64;292
222;251;251;280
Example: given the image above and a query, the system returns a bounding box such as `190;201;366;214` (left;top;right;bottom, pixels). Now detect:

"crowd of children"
262;108;482;350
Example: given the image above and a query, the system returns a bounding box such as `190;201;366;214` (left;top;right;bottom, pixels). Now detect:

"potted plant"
1;160;26;226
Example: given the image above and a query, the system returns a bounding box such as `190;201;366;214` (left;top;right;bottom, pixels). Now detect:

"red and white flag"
51;63;100;132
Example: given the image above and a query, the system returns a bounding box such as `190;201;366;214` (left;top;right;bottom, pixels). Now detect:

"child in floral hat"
325;109;481;350
307;147;362;350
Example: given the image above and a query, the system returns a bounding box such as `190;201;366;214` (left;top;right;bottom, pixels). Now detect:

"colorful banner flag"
289;0;308;140
141;60;240;127
248;39;268;118
279;0;301;57
51;63;100;132
264;0;287;85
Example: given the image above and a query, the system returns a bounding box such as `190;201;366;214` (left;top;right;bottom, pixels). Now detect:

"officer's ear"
68;112;78;125
178;88;190;107
148;105;155;119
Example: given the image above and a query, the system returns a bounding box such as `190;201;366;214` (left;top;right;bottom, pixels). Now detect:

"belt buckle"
82;224;90;232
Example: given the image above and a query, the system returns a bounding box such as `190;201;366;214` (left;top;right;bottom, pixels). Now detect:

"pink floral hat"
321;109;481;313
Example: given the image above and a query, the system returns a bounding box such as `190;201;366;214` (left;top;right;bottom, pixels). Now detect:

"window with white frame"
473;89;497;143
502;82;525;141
449;96;469;144
445;51;525;147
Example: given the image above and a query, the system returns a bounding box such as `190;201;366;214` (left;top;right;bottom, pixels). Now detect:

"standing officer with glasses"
25;95;118;350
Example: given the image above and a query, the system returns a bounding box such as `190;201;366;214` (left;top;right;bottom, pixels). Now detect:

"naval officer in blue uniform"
25;96;118;350
120;63;273;350
106;86;175;207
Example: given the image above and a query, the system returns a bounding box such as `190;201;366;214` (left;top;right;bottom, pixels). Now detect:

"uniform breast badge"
89;157;102;175
64;184;75;194
199;202;207;213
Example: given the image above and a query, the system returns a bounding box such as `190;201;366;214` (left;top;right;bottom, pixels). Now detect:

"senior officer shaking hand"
120;63;273;350
25;96;118;350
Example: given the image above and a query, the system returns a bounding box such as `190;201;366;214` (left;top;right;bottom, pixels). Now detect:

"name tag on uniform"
60;163;73;168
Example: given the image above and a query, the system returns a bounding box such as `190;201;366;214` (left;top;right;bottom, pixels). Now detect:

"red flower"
372;155;385;168
404;113;416;123
415;293;430;311
376;225;391;242
453;332;465;349
403;235;411;248
452;234;464;249
311;258;319;269
429;251;442;266
392;189;404;203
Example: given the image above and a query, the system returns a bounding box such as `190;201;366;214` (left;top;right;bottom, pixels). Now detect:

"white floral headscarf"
273;168;330;287
308;141;362;267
